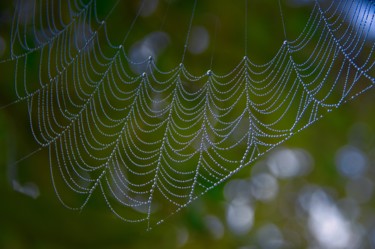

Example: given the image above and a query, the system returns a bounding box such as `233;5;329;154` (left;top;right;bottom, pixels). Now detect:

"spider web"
1;0;375;229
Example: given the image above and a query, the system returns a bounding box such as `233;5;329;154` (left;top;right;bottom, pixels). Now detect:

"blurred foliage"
1;0;375;248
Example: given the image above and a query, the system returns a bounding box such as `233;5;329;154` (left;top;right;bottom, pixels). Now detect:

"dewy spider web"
1;0;375;229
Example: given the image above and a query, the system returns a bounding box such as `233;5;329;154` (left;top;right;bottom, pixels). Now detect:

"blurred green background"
1;0;375;248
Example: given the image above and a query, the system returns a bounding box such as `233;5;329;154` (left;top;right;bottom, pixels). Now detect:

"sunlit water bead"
223;179;252;202
343;0;375;40
368;228;375;248
335;146;368;179
266;148;313;179
129;31;170;73
175;226;189;248
298;188;363;249
140;0;159;17
188;26;210;55
204;215;225;240
12;181;40;199
225;160;279;204
226;197;254;235
72;23;95;51
131;196;159;214
250;173;278;202
223;180;254;235
256;224;284;249
17;1;33;24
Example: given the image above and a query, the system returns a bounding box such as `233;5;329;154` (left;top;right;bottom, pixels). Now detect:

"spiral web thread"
1;0;375;229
